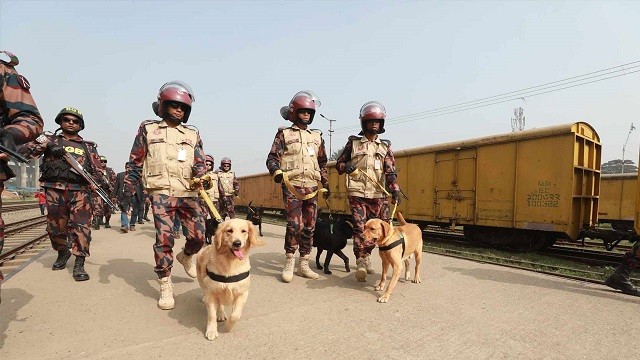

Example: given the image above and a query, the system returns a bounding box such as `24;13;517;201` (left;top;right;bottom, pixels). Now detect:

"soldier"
113;162;133;233
99;155;116;228
124;81;206;310
20;107;104;282
0;50;44;297
217;157;239;219
604;242;640;296
90;155;112;230
266;90;329;283
204;154;221;244
335;101;402;282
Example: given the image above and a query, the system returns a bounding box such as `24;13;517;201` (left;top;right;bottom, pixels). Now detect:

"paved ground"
1;220;638;359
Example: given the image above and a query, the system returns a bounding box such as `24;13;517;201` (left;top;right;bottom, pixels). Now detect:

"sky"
1;0;639;175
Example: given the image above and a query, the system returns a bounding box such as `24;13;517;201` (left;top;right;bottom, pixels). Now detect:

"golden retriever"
196;218;264;340
362;212;423;303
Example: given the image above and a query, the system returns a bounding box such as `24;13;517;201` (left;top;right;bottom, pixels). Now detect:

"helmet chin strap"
165;115;183;125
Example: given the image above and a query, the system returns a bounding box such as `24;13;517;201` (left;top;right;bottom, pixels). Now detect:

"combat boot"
72;256;90;281
104;219;111;228
281;253;295;283
158;277;175;310
176;249;197;278
92;218;100;230
355;257;367;282
364;254;375;274
604;263;640;296
296;255;319;279
52;248;72;270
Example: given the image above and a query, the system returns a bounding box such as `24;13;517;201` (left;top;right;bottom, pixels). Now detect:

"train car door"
434;148;477;224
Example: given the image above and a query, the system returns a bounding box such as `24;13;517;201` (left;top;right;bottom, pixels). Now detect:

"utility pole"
511;107;525;132
621;122;636;173
319;113;336;156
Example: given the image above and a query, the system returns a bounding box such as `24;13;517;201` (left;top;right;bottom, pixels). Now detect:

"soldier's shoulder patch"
17;75;31;90
381;139;391;146
0;51;19;66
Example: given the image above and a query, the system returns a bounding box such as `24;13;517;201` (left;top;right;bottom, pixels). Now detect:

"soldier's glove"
345;164;357;174
273;171;283;183
0;129;17;153
322;187;331;199
48;144;66;158
391;190;402;205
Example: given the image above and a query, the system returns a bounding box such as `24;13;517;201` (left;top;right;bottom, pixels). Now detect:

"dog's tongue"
232;249;244;260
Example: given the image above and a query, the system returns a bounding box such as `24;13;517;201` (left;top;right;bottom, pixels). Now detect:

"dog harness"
206;269;250;283
378;232;405;258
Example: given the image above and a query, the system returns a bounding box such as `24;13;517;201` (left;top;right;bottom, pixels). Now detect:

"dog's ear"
214;223;225;250
380;220;391;242
246;220;265;247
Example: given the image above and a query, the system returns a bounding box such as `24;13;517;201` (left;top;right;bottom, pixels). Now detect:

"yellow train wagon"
598;173;637;232
238;122;601;249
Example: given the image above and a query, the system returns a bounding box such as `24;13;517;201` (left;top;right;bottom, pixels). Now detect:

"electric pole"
621;122;636;173
320;113;336;156
511;107;525;132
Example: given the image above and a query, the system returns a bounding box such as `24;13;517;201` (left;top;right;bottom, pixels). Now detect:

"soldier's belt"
273;169;326;201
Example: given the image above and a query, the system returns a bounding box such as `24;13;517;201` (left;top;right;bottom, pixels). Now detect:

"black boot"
604;263;640;296
92;218;100;230
104;220;111;228
52;248;72;270
72;256;90;281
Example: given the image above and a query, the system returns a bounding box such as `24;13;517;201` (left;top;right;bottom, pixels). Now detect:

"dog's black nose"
232;240;242;248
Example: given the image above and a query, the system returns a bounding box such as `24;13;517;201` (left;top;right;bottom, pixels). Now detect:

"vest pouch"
144;164;169;189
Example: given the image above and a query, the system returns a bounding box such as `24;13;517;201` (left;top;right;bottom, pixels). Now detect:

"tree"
329;146;344;161
601;159;638;174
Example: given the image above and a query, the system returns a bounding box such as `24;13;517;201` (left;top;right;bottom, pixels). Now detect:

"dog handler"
124;81;207;310
335;101;402;282
204;154;221;244
217;157;239;219
266;90;330;282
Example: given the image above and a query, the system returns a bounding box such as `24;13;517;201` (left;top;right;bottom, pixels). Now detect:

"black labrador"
246;201;264;236
313;216;354;274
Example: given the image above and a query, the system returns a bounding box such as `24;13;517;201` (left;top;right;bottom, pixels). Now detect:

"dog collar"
206;269;250;283
379;233;405;258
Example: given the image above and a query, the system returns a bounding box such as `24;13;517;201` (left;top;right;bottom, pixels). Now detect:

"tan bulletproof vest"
217;170;235;196
281;127;322;188
206;171;220;200
345;136;389;198
142;121;199;197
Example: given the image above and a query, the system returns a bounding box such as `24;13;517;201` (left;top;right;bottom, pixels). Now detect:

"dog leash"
273;169;327;201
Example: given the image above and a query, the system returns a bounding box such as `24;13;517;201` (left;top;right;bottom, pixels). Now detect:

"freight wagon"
598;173;637;232
238;122;611;250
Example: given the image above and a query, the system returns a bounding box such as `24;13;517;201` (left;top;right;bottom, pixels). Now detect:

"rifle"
0;144;29;163
63;153;118;209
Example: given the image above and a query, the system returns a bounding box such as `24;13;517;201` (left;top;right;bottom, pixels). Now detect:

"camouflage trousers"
282;185;318;256
349;196;390;259
45;187;93;257
150;194;205;279
220;195;236;219
91;195;104;217
0;181;4;255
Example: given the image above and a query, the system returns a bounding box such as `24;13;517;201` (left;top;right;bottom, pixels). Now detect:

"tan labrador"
196;218;264;340
363;212;423;303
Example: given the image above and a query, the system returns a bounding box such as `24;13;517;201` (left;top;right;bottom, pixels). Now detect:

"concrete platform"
1;220;638;359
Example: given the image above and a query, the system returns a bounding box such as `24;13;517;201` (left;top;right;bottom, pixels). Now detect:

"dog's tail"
396;212;408;226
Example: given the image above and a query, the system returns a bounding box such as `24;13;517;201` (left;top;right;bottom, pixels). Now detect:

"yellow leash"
190;175;223;223
273;169;327;200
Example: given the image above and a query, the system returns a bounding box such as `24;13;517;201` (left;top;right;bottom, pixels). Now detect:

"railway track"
0;215;49;281
3;202;39;212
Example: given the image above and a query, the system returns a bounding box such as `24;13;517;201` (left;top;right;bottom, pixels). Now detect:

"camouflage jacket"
0;51;44;179
266;125;329;189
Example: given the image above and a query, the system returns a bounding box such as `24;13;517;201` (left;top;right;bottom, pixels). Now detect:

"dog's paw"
316;264;323;270
217;314;227;322
374;283;385;291
377;295;390;303
344;263;350;272
413;276;421;284
205;328;218;340
324;268;332;275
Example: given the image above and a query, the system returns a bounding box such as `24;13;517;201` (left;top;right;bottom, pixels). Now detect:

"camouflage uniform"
102;166;116;225
204;170;221;243
267;125;329;256
336;135;399;260
20;132;104;257
217;166;238;219
0;51;44;257
0;51;43;296
125;119;206;279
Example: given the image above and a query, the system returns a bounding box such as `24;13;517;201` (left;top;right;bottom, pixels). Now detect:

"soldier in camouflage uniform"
124;81;206;310
98;155;116;228
20;107;104;282
216;157;238;219
0;51;44;297
204;154;221;244
266;90;330;283
336;101;401;282
604;242;640;296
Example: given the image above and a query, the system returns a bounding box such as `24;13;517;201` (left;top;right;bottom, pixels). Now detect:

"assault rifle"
63;153;118;209
0;144;29;163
